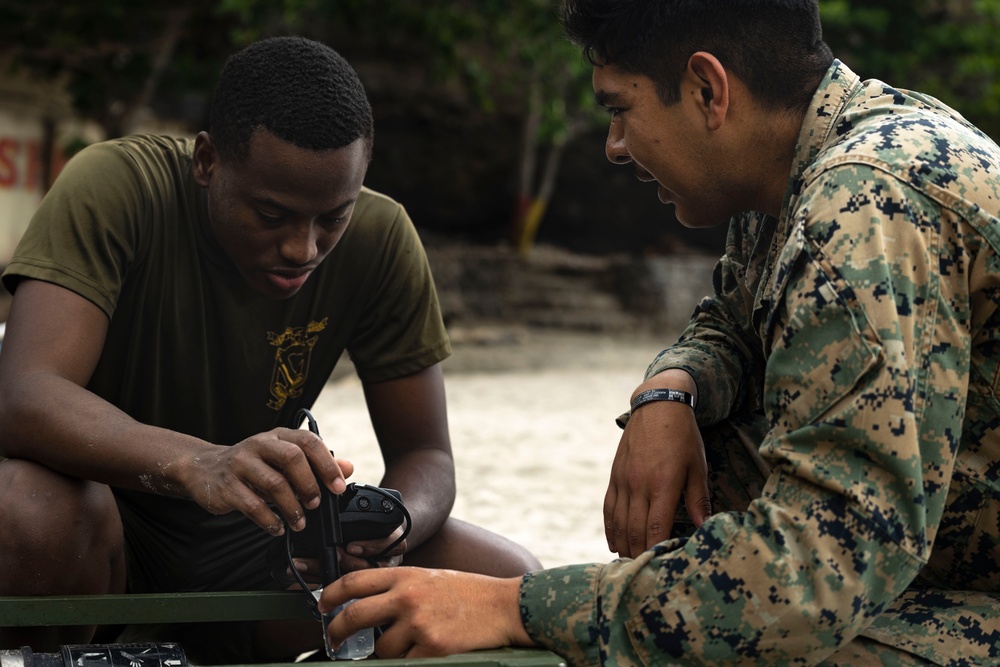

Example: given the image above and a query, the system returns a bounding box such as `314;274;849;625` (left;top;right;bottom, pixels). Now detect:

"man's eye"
319;211;352;229
605;106;622;117
257;211;283;224
319;216;348;230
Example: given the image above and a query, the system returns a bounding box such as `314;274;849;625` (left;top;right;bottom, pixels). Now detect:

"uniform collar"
744;60;861;332
778;59;862;228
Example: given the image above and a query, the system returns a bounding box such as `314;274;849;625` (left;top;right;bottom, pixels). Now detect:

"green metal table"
0;592;566;667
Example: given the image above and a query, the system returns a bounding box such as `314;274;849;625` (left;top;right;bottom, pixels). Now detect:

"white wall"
0;74;109;268
0;110;47;264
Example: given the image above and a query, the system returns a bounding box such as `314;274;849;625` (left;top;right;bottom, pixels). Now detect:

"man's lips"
634;167;672;203
265;269;313;291
657;185;673;205
632;167;675;206
635;168;657;183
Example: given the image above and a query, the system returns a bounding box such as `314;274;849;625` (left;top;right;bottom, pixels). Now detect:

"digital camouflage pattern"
519;60;1000;665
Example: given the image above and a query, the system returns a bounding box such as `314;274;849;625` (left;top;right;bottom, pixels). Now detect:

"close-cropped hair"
561;0;834;113
209;36;375;162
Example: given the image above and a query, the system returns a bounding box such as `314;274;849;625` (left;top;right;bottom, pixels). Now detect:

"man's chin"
246;274;305;300
673;206;729;230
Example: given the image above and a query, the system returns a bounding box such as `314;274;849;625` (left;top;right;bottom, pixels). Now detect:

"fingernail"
306;496;320;509
347;544;363;556
332;478;346;494
293;559;309;572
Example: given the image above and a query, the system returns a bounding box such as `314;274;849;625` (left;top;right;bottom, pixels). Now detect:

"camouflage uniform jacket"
519;60;1000;665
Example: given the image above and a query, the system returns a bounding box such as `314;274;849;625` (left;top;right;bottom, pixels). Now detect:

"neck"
746;109;804;219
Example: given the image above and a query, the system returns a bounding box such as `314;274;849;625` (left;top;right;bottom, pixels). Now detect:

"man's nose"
605;119;632;165
280;222;319;265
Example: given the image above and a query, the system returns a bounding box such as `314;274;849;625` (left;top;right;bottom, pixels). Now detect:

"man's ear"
191;131;217;187
687;52;729;131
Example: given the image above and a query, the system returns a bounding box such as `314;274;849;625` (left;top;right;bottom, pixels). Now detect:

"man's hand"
290;525;408;580
342;524;407;570
605;370;709;558
319;567;533;659
180;427;354;536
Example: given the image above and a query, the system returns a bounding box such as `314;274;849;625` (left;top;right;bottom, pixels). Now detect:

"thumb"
685;479;712;527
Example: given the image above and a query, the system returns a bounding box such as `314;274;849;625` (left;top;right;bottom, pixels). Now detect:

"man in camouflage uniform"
320;1;1000;664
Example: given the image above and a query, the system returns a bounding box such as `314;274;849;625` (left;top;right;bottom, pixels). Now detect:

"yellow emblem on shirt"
266;318;328;410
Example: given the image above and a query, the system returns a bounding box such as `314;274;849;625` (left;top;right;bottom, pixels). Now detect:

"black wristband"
630;388;696;412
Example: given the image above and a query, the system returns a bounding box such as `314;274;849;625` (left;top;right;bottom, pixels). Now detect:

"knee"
406;517;543;576
0;459;122;581
489;540;543;576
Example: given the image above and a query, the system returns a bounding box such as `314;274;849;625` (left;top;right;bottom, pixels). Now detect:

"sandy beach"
309;326;672;569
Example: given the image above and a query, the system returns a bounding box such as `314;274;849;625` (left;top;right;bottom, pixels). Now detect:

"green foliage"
0;0;236;135
213;0;599;141
821;0;1000;138
7;1;1000;156
465;0;599;141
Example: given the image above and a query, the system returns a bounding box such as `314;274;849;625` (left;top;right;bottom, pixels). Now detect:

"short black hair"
561;0;834;113
209;36;374;161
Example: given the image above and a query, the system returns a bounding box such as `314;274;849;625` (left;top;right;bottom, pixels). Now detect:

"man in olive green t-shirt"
0;36;539;664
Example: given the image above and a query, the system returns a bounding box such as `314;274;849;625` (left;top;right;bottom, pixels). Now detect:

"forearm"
362;364;454;550
0;371;211;496
521;491;923;665
0;279;213;496
644;252;765;425
380;446;455;549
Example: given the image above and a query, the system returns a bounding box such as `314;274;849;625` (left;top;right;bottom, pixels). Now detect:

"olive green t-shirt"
2;134;451;446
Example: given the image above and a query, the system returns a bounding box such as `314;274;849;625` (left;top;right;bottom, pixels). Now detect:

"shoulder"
57;134;195;197
806;82;1000;207
343;186;422;251
71;134;193;169
353;186;408;222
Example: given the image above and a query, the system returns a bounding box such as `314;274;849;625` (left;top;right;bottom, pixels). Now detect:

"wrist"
499;576;535;648
616;369;699;429
173;441;225;498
